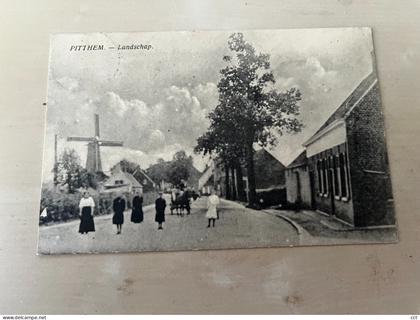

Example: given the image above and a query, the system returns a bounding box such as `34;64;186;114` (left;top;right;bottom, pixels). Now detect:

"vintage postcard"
38;28;397;254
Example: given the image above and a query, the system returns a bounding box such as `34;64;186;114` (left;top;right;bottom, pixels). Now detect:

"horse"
170;190;191;217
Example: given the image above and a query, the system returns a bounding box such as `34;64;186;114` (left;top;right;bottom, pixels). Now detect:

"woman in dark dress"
78;191;95;234
112;194;126;235
131;191;144;223
155;191;166;230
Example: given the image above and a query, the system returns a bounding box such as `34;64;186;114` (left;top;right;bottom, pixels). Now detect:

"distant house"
298;70;394;227
133;168;157;192
187;164;202;192
253;148;286;190
213;148;287;203
198;162;215;195
285;150;313;208
102;170;143;194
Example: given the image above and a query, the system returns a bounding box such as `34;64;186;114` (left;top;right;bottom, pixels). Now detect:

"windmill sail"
66;114;124;173
67;136;94;142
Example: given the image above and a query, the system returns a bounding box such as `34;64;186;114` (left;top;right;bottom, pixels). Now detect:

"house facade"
285;150;313;208
102;170;143;194
299;71;394;227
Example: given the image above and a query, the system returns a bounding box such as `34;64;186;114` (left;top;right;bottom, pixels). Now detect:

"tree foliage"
167;150;193;187
146;151;194;188
55;149;90;193
217;33;303;148
195;33;303;204
146;158;169;186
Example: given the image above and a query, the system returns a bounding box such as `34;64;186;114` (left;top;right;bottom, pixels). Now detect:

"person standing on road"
78;191;96;234
131;191;144;224
112;193;126;235
155;191;166;230
191;187;199;201
206;189;220;228
184;187;192;215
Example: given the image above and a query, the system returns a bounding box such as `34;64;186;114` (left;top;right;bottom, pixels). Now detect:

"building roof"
104;171;143;188
286;150;307;169
187;164;202;187
303;70;378;147
124;172;143;187
135;168;156;187
254;148;286;169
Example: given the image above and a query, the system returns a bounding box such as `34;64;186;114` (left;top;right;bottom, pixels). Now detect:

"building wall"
308;142;355;225
187;166;201;191
285;165;312;208
346;83;395;227
198;165;214;191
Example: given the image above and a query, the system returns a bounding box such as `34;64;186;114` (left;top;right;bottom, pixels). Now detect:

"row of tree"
145;150;195;188
53;149;195;193
195;33;303;206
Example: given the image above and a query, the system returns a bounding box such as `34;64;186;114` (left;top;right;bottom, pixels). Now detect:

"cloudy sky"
42;28;374;181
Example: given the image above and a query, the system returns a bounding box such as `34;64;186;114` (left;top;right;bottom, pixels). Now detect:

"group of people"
78;190;167;235
77;186;221;235
170;184;220;228
110;191;147;234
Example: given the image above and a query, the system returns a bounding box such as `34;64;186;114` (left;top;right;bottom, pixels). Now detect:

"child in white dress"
206;189;220;228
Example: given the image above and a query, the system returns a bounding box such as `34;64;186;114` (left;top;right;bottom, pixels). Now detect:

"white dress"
206;194;220;219
79;197;95;210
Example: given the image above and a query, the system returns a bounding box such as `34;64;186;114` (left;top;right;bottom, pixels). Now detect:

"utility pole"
54;134;58;190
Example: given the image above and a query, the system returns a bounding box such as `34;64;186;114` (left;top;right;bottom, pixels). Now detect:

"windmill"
67;114;123;173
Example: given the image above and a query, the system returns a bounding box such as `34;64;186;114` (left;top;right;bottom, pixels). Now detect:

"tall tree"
56;149;89;193
197;33;303;205
167;150;193;187
146;158;169;186
195;126;245;200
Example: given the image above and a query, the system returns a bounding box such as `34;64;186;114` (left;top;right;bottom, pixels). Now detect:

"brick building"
298;70;394;227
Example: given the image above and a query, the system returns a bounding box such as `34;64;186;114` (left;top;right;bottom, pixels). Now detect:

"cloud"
101;147;151;171
43;78;217;180
43;29;374;179
191;82;219;110
269;54;372;165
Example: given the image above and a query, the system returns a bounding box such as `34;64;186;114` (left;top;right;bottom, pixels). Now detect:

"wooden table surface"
0;0;419;314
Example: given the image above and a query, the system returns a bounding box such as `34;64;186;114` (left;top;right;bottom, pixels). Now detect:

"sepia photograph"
38;28;397;254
